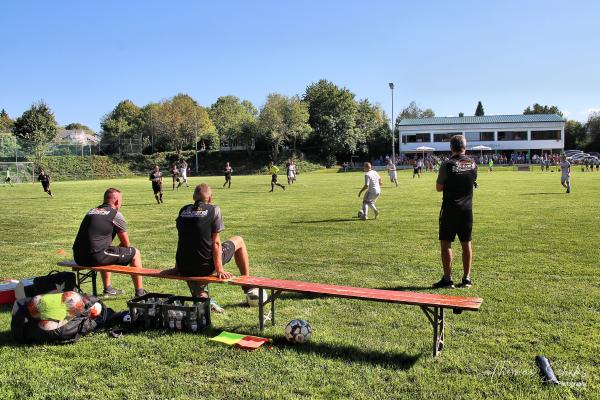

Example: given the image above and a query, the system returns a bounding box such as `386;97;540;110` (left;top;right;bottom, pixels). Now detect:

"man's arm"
436;163;447;192
117;231;130;248
211;232;232;279
358;174;369;197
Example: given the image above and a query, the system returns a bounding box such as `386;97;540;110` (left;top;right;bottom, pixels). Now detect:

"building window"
497;131;527;141
464;131;495;142
531;130;561;140
402;133;430;144
433;132;461;142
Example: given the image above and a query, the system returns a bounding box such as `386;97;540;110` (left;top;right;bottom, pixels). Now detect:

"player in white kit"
178;160;190;189
357;162;382;220
559;155;571;194
386;159;398;187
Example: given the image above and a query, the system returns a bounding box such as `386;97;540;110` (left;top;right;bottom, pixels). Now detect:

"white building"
398;114;565;155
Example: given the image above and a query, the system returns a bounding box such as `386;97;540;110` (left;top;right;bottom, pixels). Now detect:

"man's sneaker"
566;188;571;194
432;277;455;289
210;299;225;313
461;277;473;288
373;209;379;219
103;287;125;296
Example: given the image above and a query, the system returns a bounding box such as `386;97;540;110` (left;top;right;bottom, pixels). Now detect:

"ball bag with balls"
285;319;312;344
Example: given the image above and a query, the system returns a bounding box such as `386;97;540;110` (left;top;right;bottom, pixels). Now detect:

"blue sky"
1;0;599;131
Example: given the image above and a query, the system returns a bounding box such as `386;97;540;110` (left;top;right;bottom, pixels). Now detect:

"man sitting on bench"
173;183;259;310
72;188;145;297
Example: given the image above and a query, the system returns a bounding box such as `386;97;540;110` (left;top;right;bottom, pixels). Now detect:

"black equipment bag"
22;271;78;298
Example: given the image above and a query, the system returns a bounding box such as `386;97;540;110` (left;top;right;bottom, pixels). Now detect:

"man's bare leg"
129;249;144;291
440;240;453;280
229;236;250;276
460;241;472;280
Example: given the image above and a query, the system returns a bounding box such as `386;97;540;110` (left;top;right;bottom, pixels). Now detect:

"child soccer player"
268;162;285;192
358;162;382;220
386;159;398;187
287;159;297;184
488;158;493;172
37;169;53;197
178;160;189;189
223;162;233;188
149;165;164;204
170;163;179;191
559;155;571;194
4;168;13;186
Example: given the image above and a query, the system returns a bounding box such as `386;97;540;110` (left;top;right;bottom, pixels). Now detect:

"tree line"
1;83;600;168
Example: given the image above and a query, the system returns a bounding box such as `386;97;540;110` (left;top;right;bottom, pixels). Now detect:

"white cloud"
562;110;571;118
586;107;600;114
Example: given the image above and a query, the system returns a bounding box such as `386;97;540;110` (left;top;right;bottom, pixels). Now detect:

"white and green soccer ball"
285;319;312;344
357;210;365;219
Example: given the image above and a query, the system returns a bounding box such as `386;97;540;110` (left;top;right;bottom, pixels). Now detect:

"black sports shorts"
74;246;137;266
152;182;162;194
439;207;473;242
271;174;278;183
184;240;236;293
41;182;50;192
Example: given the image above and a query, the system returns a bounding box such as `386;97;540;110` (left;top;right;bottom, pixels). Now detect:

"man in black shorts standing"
72;188;145;296
37;169;53;197
434;135;477;288
149;165;163;204
173;183;258;308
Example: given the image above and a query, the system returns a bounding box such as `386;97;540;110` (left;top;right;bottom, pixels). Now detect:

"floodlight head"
388;82;394;90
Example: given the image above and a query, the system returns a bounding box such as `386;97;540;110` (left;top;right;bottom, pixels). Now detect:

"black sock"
135;288;145;297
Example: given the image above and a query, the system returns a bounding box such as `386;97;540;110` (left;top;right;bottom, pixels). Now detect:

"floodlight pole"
389;82;395;163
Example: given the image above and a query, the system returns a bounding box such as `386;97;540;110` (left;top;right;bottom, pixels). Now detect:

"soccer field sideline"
0;169;599;399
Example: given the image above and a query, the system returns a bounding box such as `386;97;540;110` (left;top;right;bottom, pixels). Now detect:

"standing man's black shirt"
176;201;225;275
73;204;127;257
436;154;477;211
149;171;162;184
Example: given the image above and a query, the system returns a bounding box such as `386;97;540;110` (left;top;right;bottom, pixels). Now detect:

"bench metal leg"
75;269;98;297
257;289;282;332
420;306;445;357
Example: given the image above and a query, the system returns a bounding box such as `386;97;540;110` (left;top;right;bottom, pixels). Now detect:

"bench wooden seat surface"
57;261;230;284
231;276;482;311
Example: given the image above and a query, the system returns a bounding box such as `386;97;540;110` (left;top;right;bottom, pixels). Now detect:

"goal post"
0;162;35;183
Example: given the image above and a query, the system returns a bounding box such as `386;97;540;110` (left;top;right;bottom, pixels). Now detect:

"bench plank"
231;276;482;311
57;261;230;284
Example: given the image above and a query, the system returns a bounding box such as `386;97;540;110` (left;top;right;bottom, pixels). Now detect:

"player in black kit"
37;169;53;197
223;162;233;188
434;135;478;289
72;188;146;296
149;165;163;204
168;183;259;308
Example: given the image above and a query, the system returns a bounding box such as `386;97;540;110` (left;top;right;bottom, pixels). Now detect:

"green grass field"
0;168;598;400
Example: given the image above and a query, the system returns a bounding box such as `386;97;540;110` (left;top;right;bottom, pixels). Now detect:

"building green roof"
398;114;565;126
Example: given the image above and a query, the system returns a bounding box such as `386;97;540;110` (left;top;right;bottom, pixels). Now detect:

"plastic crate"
161;296;211;332
127;293;173;329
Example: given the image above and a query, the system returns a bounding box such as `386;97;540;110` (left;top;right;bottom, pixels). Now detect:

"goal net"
0;162;35;183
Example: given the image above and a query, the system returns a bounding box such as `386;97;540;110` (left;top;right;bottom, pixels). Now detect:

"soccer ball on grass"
357;210;365;220
285;319;312;344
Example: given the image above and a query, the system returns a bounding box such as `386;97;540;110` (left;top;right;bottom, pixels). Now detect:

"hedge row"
37;152;324;181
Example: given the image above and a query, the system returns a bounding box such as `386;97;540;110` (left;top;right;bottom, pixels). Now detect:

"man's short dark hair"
104;188;121;203
450;135;467;153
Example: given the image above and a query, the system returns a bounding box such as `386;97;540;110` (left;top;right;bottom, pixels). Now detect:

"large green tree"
564;120;587;149
208;96;257;149
303;80;359;164
100;100;142;154
355;100;387;155
585;111;600;151
13;101;59;166
154;94;217;155
523;103;563;116
395;101;435;125
475;101;484;116
64;122;96;136
284;96;311;152
0;109;14;133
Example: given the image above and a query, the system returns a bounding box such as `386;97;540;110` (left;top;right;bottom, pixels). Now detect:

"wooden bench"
231;276;482;357
58;261;483;356
57;261;230;296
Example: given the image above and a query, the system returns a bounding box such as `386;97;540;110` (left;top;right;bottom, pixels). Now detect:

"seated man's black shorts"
184;240;236;294
152;183;162;194
74;246;137;266
439;208;473;242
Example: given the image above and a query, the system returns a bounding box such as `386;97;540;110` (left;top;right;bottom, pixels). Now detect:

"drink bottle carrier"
161;295;211;333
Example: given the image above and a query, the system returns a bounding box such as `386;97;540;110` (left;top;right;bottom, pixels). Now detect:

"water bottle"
175;311;182;330
189;312;197;332
168;310;175;329
122;313;131;323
